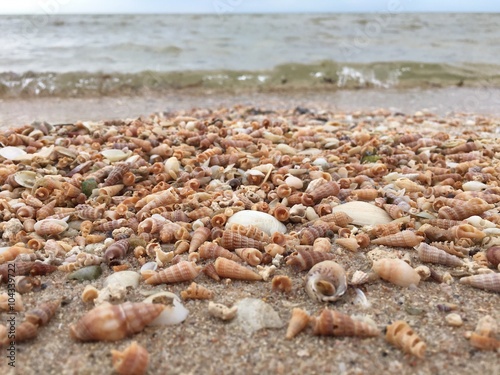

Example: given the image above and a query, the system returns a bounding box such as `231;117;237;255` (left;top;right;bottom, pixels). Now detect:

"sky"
0;0;499;14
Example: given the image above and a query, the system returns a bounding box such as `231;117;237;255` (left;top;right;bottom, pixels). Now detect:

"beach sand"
1;91;499;375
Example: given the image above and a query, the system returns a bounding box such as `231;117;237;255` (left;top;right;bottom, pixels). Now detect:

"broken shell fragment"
143;292;189;326
111;341;149;375
208;302;238;321
180;282;214;300
311;308;380;337
305;261;347;302
386;320;426;358
286;308;310;339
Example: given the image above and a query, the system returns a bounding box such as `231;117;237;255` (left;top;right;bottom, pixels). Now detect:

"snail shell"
371;230;424;248
416;243;464;267
311;308;380;337
208;302;238;321
145;261;201;285
386;320;426;358
227;223;271;242
220;231;265;251
235;247;263;266
103;162;129;187
319;212;353;227
25;299;61;326
111;341;149;375
199;242;242;263
69;302;165;341
33;218;69;236
0;246;34;264
372;258;420;287
459;273;500;293
214;257;262;281
486;246;500;267
286;249;336;272
285;308;310;339
188;227;211;253
271;275;293;293
180;282;214;300
305;261;347;302
104;239;130;264
335;237;359;252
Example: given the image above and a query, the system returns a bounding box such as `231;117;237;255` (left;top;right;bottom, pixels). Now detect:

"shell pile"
1;108;500;372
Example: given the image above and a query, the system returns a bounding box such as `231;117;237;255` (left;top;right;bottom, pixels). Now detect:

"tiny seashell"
318;212;353;227
371;230;424;248
331;201;392;226
111;341;149;375
372;258;420;287
145;261;201;285
305;261;347;302
103;270;141;289
180;282;214;300
189;227;212;253
0;146;27;160
143;292;189;326
104;239;130;264
70;302;165;341
225;210;287;235
459;273;500;292
285;249;336;272
0;246;34;264
285;308;310;339
0;292;23;311
6;321;38;344
465;216;496;229
25;299;61;326
33;219;69;236
350;270;372;286
13;170;39;188
199;242;242;262
15;276;39;294
271;275;293;293
82;285;99;303
311;308;380;337
100;149;132;162
214;257;262;281
416;243;464;267
220;231;265;251
335;237;359;252
462;181;489;191
386;320;426;358
312;237;332;253
208;302;238;321
235;247;263;266
202;263;220;281
469;333;500;351
486;246;500;267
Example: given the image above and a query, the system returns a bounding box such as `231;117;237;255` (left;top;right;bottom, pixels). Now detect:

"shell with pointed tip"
189;227;211;253
299;221;338;245
69;302;165;341
438;200;494;221
180;282;214;300
371;230;424;248
227;223;271;242
311;308;380;337
145;261;201;285
335;237;359;252
386;320;426;358
459;273;500;292
305;261;347;302
319;212;353;227
307;180;340;203
225;210;286;235
103;163;130;187
286;308;310;339
33;219;68;236
199;242;242;262
111;341;149;375
104;239;130;263
416;243;464;267
214;257;262;281
25;299;61;326
286;249;336;272
449;224;486;241
331;201;392;226
220;231;265;251
372;258;420;287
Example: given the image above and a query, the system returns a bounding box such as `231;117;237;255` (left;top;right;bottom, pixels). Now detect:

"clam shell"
331;202;392;226
305;261;347;302
103;271;140;289
13;171;39;188
100;149;132;162
0;146;27;160
226;210;286;235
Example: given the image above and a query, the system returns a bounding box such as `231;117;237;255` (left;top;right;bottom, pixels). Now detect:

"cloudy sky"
1;0;498;14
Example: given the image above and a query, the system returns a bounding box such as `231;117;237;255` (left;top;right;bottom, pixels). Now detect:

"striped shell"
199;242;242;262
371;230;424;248
34;219;68;236
386;320;426;358
416;243;464;267
25;299;61;326
459;273;500;293
220;231;265;251
286;249;336;272
285;308;310;339
145;261;201;285
311;308;380;337
180;282;214;300
213;257;262;281
111;341;149;375
305;261;347;302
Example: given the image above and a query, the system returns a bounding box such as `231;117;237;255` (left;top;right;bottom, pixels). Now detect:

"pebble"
233;298;283;334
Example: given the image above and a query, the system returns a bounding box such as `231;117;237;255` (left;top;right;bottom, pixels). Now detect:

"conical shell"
386;320;426;358
25;299;61;326
331;201;392;226
372;258;420;287
145;261;201;285
416;243;464;267
10;321;38;344
104;239;130;263
286;308;310;339
383;204;404;219
286;249;336;272
214;257;262;281
311;308;380;337
180;282;214;300
227;223;271;242
103;163;129;187
305;261;347;302
111;341;149;375
438;200;494;221
308;181;340;203
199;242;242;262
189;227;211;253
220;231;265;251
34;219;68;236
299;221;338;245
312;238;332;253
371;230;423;248
335;237;359;252
318;212;353;227
459;273;500;293
69;302;165;341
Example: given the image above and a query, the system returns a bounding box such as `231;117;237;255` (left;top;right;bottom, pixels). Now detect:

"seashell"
227;223;271;242
264;243;286;257
285;308;310;339
145;261;201;285
371;230;424;248
307;180;340;203
0;246;34;264
143;292;189;326
214;257;262;281
67;265;103;281
271;275;293;293
286;249;336;272
104;239;130;264
13;171;39;188
449;224;485;241
111;341;149;375
438;199;494;221
199;242;242;262
202;263;220;281
104;270;141;289
305;261;347;302
372;258;420;287
0;146;27;160
318;212;353;227
465;216;496;230
100;149;132;162
394;178;424;193
386;320;426;358
352;188;379;201
335;237;359;252
15;276;39;294
208;302;238;321
469;332;500;351
220;231;265;251
7;321;38;344
0;292;23;311
98;184;125;197
225;210;286;235
416;243;464;267
189;226;211;253
82;285;99;303
311;308;380;337
331;201;392;226
383;204;403;219
299;221;338;245
312;237;332;253
70;302;165;341
180;282;214;300
33;218;68;236
486;246;500;268
459;273;500;292
235;247;263;266
76;204;105;221
25;299;61;326
462;181;489;191
350;270;374;286
103;162;129;187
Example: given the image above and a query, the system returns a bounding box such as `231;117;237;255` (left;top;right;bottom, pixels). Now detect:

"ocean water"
1;13;499;98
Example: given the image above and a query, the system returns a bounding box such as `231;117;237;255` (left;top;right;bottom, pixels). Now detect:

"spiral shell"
104;239;130;264
386;321;426;358
199;242;241;262
372;258;420;287
220;231;265;251
312;237;332;253
0;292;23;311
486;246;500;268
416;243;464;267
305;261;347;302
25;299;61;326
449;224;485;241
33;219;68;236
438;199;493;221
307;180;340;203
0;246;34;264
371;230;424;248
145;261;201;285
180;282;214;300
311;308;380;337
111;341;149;375
103;163;130;187
285;308;310;339
70;302;165;341
214;257;262;281
235;247;263;266
189;226;211;253
335;237;359;252
459;273;500;293
286;249;336;272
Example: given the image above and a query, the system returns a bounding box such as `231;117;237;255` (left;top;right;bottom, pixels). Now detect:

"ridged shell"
104;239;130;263
103;163;130;187
70;302;165;341
459;273;500;292
180;282;214;300
189;227;212;253
33;219;68;236
214;257;262;281
0;246;34;264
307;181;340;203
25;299;61;326
438;200;494;221
285;308;310;339
111;341;149;375
331;202;392;226
372;258;420;287
286;249;336;272
305;261;347;302
386;320;426;358
416;243;464;267
299;221;338;245
311;308;380;337
335;237;359;252
318;212;353;227
199;242;242;262
225;210;286;235
235;247;263;266
227;223;271;242
371;230;424;248
145;261;201;285
220;231;265;251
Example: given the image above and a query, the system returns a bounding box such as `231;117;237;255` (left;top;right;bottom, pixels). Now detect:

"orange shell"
285;308;310;339
145;261;201;285
286;249;336;272
180;282;214;300
235;248;263;266
372;258;420;287
214;257;262;281
189;227;212;253
199;242;241;262
371;230;423;248
311;308;380;337
220;231;265;251
111;341;149;375
386;320;426;358
25;299;61;326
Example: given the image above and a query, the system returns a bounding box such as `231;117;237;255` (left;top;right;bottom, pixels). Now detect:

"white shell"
275;144;297;155
0;146;27;160
483;228;500;236
465;216;496;229
331;201;392;226
13;171;39;188
143;292;189;326
284;175;303;189
100;149;132;162
103;271;140;289
226;210;287;235
462;181;489;191
140;262;158;273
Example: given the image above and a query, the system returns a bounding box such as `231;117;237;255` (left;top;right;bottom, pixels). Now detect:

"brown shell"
312;237;332;253
271;275;293;293
383;204;403;219
285;249;336;272
76;204;105;221
202;263;220;281
486;246;500;267
367;221;403;238
180;282;214;300
311;308;380;337
285;308;310;339
227;223;271;243
469;333;500;351
93;219;127;232
214;257;262;281
0;246;34;264
36;200;57;220
104;238;130;263
371;230;424;248
305;261;347;302
416;243;464;267
15;276;39;294
235;247;263;266
11;321;38;344
199;242;242;262
103;163;130;187
386;320;426;358
189;227;212;253
220;231;265;251
318;212;353;227
438;200;493;221
300;221;338;245
145;261;201;285
70;302;165;342
111;341;149;375
459;273;500;293
25;299;61;326
309;181;340;203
